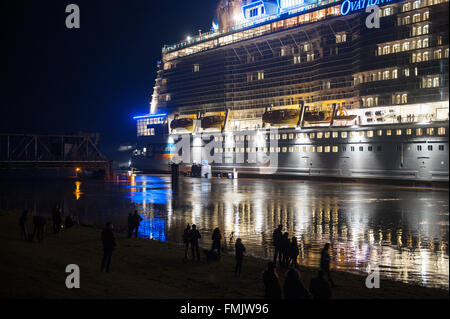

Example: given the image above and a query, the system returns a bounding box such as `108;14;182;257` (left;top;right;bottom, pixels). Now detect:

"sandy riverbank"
0;211;447;299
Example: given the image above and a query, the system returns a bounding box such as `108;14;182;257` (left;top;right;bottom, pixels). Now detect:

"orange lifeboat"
262;109;300;126
170;118;195;132
201;115;225;130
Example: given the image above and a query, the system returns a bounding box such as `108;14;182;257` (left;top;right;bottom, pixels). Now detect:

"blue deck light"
133;113;168;120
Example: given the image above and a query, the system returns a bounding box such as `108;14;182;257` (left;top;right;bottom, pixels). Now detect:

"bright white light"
186;36;192;42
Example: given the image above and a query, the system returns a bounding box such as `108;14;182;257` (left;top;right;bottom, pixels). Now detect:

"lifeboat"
303;111;332;124
170;118;195;132
201;115;225;130
333;107;357;122
262;109;300;126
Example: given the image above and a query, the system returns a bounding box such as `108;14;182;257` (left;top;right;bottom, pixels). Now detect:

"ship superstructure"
132;0;449;182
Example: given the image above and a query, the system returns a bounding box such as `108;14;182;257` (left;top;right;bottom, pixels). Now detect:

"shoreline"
0;211;448;299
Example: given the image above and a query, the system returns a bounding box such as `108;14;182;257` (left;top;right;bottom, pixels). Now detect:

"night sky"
1;0;217;165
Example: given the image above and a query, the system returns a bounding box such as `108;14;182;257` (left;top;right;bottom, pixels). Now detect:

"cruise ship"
131;0;449;182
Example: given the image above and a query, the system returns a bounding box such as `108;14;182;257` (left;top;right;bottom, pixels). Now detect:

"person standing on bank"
101;222;117;273
211;227;222;258
190;224;202;261
19;210;28;241
183;224;191;259
289;236;300;268
281;232;290;266
133;210;143;238
320;243;335;287
234;238;246;277
272;224;283;266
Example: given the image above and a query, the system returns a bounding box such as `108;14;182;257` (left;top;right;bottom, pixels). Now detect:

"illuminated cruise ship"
131;0;449;182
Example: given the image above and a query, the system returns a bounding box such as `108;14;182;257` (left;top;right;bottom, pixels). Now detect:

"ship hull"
131;122;449;182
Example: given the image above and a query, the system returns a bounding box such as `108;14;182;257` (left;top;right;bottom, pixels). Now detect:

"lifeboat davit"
201;115;225;130
170;118;195;132
333;107;357;122
262;109;300;126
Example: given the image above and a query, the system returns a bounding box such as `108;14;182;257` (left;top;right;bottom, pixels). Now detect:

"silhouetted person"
133;210;143;238
101;222;117;273
262;262;282;299
127;213;135;238
211;227;222;257
309;270;332;299
283;268;309;299
183;224;191;259
19;210;28;241
289;236;299;268
281;232;290;266
64;215;75;229
31;215;46;243
272;225;283;265
52;206;62;234
320;243;335;287
190;224;202;261
234;238;246;277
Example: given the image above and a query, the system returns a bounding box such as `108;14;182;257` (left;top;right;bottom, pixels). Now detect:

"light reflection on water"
0;175;448;289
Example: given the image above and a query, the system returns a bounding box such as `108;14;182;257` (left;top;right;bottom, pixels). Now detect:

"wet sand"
0;211;448;299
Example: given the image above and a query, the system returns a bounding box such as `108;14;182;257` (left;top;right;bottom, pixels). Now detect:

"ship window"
310;146;315;152
359;146;364;152
270;134;275;140
377;146;382;152
220;148;223;153
309;133;315;139
325;146;331;153
368;146;373;151
332;132;338;138
270;147;274;152
296;133;301;139
295;146;300;152
257;71;265;80
193;64;200;72
332;146;339;152
293;55;301;64
367;131;374;137
350;146;355;152
289;147;294;153
240;136;245;141
246;148;250;153
342;146;347;152
289;134;294;139
251;148;256;153
282;134;287;140
359;131;365;137
426;128;434;135
341;132;348;138
428;145;433;151
406;129;412;135
246;136;249;141
303;146;307;152
396;129;402;136
439;145;444;151
438;127;446;135
417;145;422;151
214;148;218;153
317;132;323;139
282;147;287;153
264;147;268;152
317;146;323;153
215;137;219;142
416;128;423;136
325;132;330;138
386;130;392;136
277;147;281;153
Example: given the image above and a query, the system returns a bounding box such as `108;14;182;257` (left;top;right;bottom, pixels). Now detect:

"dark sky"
1;0;217;164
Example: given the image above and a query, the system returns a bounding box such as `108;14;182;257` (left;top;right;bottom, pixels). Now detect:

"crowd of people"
18;208;336;299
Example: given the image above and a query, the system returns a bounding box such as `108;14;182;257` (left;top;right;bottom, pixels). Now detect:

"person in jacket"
234;238;246;277
133;210;143;238
101;222;117;273
283;268;310;299
289;236;299;268
320;243;335;287
262;262;282;299
272;225;283;265
190;224;202;261
211;227;222;258
281;232;290;266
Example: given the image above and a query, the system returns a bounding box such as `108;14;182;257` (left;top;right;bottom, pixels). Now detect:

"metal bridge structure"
0;133;112;178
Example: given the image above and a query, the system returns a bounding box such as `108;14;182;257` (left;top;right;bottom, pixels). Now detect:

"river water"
0;174;448;289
